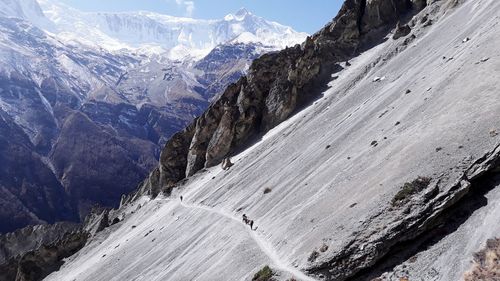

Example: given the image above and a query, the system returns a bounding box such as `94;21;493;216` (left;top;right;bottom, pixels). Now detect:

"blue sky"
58;0;343;34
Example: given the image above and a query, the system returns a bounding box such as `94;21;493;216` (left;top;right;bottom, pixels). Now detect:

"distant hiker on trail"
180;196;183;202
221;157;234;170
242;214;255;230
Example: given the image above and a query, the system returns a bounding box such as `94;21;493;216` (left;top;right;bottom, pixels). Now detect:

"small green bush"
392;176;431;206
252;265;273;281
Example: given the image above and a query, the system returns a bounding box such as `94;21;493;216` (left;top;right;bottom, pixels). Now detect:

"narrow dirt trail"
170;199;318;281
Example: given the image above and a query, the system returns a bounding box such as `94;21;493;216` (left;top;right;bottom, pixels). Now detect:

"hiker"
180;195;183;202
242;214;248;224
249;220;254;230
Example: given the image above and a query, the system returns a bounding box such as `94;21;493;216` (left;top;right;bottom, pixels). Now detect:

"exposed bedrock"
307;143;500;280
13;231;88;281
0;223;87;281
0;207;114;281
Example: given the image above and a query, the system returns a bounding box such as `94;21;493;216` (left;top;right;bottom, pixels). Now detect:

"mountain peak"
0;0;54;30
235;7;250;17
0;0;44;19
33;0;306;59
225;7;252;21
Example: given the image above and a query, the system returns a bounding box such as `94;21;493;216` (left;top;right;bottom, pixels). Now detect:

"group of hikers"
242;214;255;230
180;196;256;230
178;156;259;230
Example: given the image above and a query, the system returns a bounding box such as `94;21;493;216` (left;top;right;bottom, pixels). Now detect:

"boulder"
393;22;412;39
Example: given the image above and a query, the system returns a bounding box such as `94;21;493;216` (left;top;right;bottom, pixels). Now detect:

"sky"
57;0;343;34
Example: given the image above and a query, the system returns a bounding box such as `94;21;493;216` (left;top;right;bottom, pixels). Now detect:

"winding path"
171;199;318;281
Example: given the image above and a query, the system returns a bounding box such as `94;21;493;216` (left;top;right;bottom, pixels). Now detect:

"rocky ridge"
0;205;118;281
0;223;86;281
309;143;500;280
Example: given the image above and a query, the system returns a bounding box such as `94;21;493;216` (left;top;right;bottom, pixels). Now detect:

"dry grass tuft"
464;238;500;281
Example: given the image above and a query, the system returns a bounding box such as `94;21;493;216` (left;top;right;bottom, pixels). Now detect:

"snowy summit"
10;0;308;60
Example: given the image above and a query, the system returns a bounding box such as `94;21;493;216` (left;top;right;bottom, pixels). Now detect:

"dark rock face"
393;22;412;39
205;104;238;167
130;0;425;199
83;208;110;237
195;42;265;101
0;223;82;264
0;222;86;281
50;111;153;218
0;205;118;281
0;110;76;233
14;231;87;281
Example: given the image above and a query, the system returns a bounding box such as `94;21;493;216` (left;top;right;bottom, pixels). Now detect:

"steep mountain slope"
0;0;307;233
0;110;74;232
44;0;500;280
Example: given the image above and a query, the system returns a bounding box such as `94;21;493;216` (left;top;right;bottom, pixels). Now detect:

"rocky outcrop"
205;103;238;167
0;204;119;281
83;208;110;237
13;231;87;281
393;22;412;39
132;0;426;198
0;223;87;281
308;143;500;280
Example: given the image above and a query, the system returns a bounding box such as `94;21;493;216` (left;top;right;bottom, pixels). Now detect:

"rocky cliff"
0;223;87;281
130;0;428;200
0;206;116;281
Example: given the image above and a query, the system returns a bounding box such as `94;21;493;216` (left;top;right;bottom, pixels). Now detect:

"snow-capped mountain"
37;0;307;59
0;0;308;233
0;0;43;20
